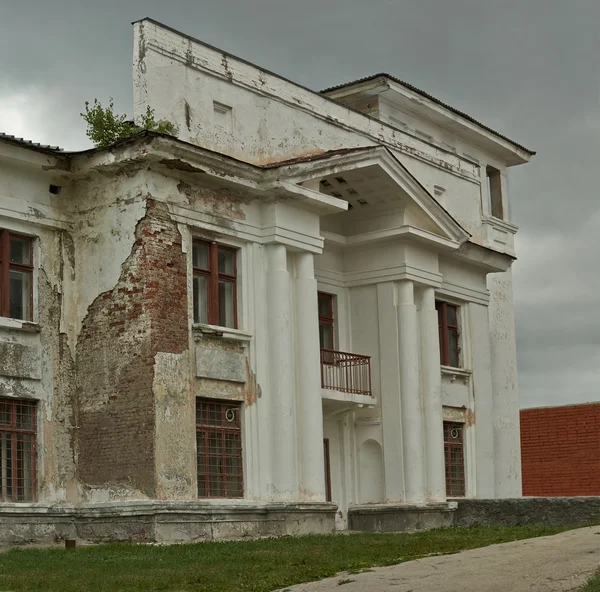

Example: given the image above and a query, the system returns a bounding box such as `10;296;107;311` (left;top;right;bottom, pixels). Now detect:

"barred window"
196;398;243;498
0;398;36;501
444;421;465;497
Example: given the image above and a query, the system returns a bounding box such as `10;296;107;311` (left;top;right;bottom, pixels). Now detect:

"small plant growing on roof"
80;98;178;147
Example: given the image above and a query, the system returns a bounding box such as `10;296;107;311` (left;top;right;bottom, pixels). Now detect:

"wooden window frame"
443;421;466;498
192;240;238;328
436;301;460;368
0;398;37;502
318;291;335;350
196;398;243;499
0;231;34;321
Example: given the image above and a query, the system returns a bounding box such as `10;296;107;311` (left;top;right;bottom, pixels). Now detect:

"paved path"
277;526;600;592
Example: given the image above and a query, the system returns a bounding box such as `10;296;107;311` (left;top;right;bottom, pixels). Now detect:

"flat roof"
134;18;535;157
321;73;535;156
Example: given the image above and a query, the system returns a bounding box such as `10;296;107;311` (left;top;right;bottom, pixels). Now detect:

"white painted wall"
0;15;530;518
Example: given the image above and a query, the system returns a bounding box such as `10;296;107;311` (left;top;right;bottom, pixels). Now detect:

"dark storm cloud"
2;0;599;407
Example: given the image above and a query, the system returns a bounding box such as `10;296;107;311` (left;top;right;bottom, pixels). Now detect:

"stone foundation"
348;502;457;532
454;497;600;527
5;498;599;546
0;501;337;545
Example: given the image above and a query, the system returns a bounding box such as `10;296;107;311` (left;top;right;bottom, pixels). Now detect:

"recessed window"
436;301;460;368
196;398;243;498
192;240;237;328
0;398;36;502
444;421;465;497
323;438;332;502
318;292;335;351
213;101;233;132
486;166;503;220
0;231;33;321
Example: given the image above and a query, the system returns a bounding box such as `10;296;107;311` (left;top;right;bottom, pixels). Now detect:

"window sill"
440;366;471;385
484;215;518;233
192;323;252;343
0;318;40;333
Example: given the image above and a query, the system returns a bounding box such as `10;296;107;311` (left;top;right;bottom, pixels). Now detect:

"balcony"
320;349;373;397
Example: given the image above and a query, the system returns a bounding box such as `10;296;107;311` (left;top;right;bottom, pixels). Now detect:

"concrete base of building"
348;502;458;532
0;500;337;546
454;497;600;527
5;497;599;547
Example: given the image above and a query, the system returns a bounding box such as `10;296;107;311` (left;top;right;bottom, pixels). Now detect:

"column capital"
266;243;287;271
295;251;315;280
397;280;415;306
417;285;436;311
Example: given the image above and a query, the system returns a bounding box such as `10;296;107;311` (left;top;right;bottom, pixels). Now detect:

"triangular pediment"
270;146;470;247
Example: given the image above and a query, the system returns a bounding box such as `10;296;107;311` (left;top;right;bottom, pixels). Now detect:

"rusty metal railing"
320;349;372;396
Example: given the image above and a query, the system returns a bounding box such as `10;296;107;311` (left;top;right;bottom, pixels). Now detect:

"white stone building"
0;19;533;542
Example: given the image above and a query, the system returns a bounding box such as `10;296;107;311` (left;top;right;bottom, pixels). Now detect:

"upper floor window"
0;398;36;502
192;240;237;328
486;166;504;220
318;292;335;350
436;301;460;368
0;231;33;321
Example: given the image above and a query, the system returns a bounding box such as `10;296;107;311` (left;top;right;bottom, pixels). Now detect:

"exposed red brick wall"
520;403;600;496
76;199;188;497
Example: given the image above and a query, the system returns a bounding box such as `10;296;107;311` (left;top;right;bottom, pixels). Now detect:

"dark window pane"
0;401;10;425
0;399;36;502
446;305;457;326
196;399;242;498
15;403;34;431
319;324;334;350
318;293;333;318
193;275;208;324
218;248;235;275
9;270;31;321
0;432;13;501
197;476;207;497
443;422;465;497
192;242;209;270
16;434;34;501
448;329;459;367
10;237;31;265
218;280;235;328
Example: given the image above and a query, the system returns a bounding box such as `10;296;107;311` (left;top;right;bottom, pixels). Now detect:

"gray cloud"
2;0;599;407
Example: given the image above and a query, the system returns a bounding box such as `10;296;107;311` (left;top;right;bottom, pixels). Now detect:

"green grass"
580;570;600;591
0;525;578;592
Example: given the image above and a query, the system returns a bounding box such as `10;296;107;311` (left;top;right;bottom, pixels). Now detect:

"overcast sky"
2;1;599;408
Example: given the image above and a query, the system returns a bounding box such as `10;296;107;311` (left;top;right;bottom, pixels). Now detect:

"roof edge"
321;73;536;157
131;19;534;164
0;133;66;158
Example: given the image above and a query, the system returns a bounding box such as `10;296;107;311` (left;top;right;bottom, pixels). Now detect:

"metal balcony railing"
320;349;372;397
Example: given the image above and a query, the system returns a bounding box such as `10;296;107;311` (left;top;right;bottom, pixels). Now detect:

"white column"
377;282;404;501
418;286;446;502
266;244;297;499
295;252;326;501
469;302;495;498
397;280;426;502
489;269;522;497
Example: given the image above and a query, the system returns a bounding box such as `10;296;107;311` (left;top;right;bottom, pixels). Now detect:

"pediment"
272;146;470;247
